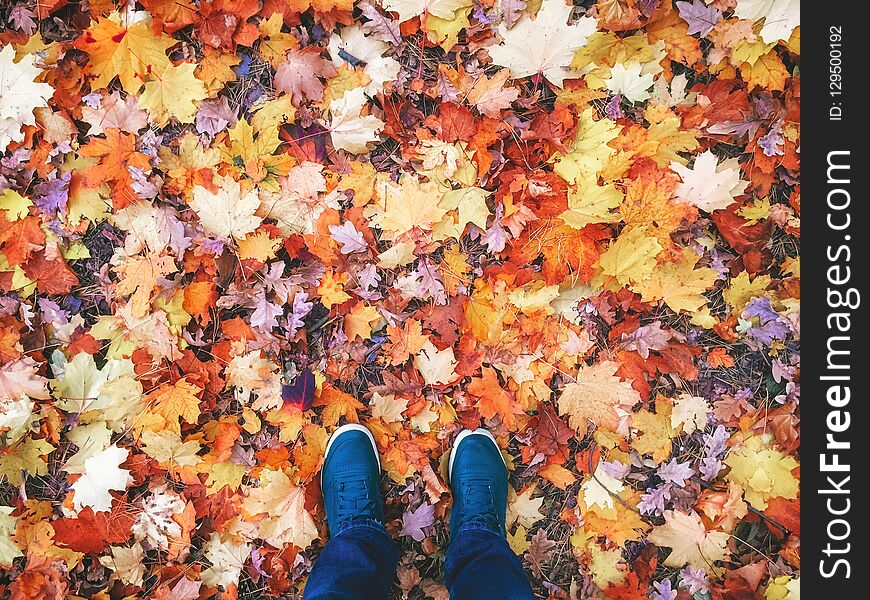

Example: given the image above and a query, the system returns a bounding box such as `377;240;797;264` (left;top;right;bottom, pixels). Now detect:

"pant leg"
444;523;535;600
304;519;398;600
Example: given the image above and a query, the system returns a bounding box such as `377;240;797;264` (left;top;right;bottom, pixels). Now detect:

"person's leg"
305;519;397;599
445;429;535;600
304;424;397;600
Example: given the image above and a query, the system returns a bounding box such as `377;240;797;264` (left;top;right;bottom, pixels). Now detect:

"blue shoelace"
460;478;499;529
336;477;374;521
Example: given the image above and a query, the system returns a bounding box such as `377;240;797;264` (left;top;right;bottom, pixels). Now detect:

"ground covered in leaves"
0;0;800;598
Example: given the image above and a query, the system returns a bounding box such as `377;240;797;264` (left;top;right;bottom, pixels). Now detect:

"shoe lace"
461;478;499;528
336;476;374;521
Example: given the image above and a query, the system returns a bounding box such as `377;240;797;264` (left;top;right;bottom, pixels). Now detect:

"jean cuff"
456;519;502;537
333;517;390;537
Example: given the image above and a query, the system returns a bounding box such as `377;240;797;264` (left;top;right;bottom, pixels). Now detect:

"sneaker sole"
448;428;506;483
322;424;381;486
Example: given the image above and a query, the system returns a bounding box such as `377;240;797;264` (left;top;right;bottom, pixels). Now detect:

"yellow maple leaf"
724;436;799;510
114;255;177;317
723;272;773;313
631;397;674;464
741;50;789;91
242;468;319;549
595;226;662;289
317;269;351;308
552;108;620;184
648;509;730;573
344;302;383;340
0;506;22;567
140;429;202;470
374;176;449;238
138;62;207;126
258;12;299;67
237;230;281;262
204;461;247;494
75;14;173;94
635;248;718;314
507;524;531;555
558;361;640;437
148;379;202;429
560;177;623;230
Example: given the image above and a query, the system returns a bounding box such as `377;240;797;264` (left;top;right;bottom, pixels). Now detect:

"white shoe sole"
322;423;381;486
448;428;506;483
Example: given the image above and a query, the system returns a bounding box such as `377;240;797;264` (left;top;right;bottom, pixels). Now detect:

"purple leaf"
620;322;672;359
329;221;368;254
676;0;722;37
282;366;315;410
657;459;694;486
400;502;435;542
639;483;672;516
651;579;678;600
679;566;710;594
250;291;283;331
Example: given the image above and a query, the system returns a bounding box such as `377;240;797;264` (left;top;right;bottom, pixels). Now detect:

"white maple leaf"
328;88;385;155
414;340;458;385
0;44;54;152
71;445;132;513
648;509;730;572
606;63;654;104
328;25;400;96
383;0;471;21
201;532;251;589
581;464;625;511
189;177;263;241
670;151;748;212
733;0;799;44
487;0;596;87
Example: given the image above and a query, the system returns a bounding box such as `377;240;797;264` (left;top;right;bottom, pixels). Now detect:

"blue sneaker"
321;424;384;534
448;428;508;540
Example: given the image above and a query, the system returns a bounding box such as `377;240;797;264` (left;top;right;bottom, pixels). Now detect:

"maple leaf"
648;509;730;572
464;69;520;117
0;45;54;152
670;151;749;212
327;25;401;96
676;0;721;37
400;501;436;541
0;506;22;567
242;468;319;548
724;436;798;510
138;62;207;126
558;361;640;437
468;367;524;428
606;63;654;103
275;47;338;105
51;505;135;554
552;108;620;184
70;445;132;513
414;340;459;385
99;544;146;588
596;226;662;289
75;14;174;94
670;394;711;434
373;176;449;238
488;0;597;87
508;484;544;529
189;177;262;241
79;129;152;208
733;0;800;44
328;88;386;154
635;248;717;315
200;532;251;589
114;254;177;317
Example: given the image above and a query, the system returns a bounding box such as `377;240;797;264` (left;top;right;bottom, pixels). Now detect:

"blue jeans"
304;518;535;599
